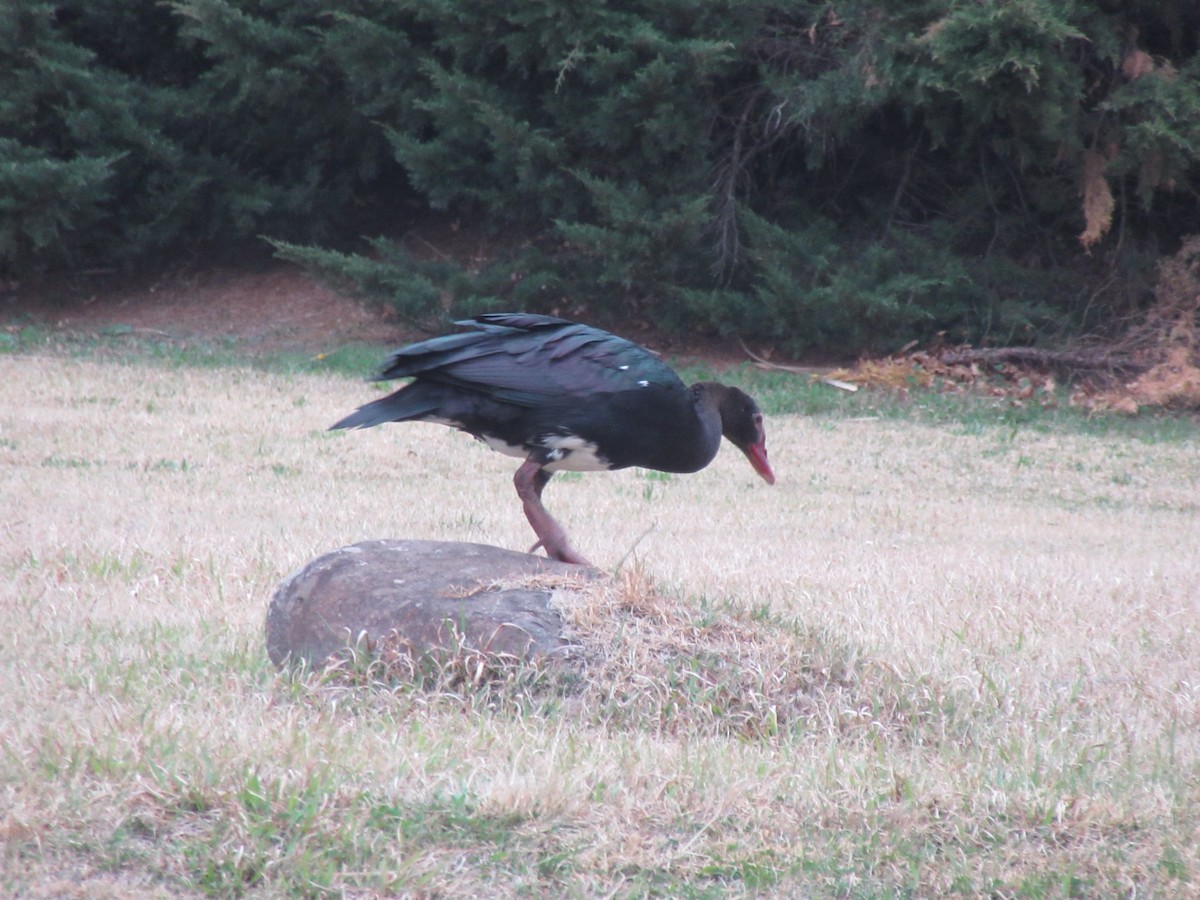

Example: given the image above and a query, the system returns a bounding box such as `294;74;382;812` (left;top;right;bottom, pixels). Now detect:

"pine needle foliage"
5;1;1200;352
1;0;408;275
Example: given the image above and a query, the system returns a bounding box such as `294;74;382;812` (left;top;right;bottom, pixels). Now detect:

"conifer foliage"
1;0;404;275
3;2;1200;351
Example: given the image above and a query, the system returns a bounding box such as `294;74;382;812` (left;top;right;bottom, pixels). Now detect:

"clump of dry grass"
1104;235;1200;412
316;628;540;690
553;568;954;743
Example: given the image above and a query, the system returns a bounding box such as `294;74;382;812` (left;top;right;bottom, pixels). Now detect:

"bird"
330;313;775;565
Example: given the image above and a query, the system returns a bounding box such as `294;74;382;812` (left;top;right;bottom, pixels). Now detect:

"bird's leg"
513;459;591;566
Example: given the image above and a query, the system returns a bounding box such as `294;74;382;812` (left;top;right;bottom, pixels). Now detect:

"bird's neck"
686;382;730;461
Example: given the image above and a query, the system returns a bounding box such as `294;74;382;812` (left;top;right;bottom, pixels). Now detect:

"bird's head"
713;385;775;485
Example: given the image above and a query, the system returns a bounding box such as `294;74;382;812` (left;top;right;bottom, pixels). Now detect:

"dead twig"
739;340;859;390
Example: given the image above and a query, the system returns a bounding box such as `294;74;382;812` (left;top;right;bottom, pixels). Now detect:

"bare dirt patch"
2;261;406;353
0;246;815;370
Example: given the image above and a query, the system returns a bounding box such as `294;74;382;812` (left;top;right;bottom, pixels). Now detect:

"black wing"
373;314;683;407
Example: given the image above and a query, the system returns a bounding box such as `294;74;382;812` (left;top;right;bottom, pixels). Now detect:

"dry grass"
2;352;1198;897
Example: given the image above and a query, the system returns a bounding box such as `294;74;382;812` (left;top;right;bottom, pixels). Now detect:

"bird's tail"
328;385;441;431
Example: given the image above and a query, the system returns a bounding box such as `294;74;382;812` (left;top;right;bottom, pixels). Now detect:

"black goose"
331;313;775;565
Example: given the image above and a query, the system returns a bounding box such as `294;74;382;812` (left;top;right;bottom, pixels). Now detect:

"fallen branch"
740;337;867;388
738;339;823;376
740;340;860;390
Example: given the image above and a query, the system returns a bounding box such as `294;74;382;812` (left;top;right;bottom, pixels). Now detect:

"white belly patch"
479;433;528;459
470;429;609;471
539;434;610;472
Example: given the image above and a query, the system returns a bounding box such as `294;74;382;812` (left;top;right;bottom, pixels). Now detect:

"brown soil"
2;262;405;354
1;259;804;370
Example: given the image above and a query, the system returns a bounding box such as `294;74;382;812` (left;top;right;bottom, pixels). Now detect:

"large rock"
265;539;596;671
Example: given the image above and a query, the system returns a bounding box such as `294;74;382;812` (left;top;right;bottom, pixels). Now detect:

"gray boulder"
265;539;597;671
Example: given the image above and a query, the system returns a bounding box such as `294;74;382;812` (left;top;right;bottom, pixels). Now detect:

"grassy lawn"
1;332;1198;897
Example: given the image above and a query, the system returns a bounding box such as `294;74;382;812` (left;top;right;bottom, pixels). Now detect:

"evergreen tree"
4;1;1200;352
304;0;1200;351
0;2;173;271
0;0;408;277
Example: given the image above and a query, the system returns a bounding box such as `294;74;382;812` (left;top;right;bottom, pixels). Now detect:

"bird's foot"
528;537;592;567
